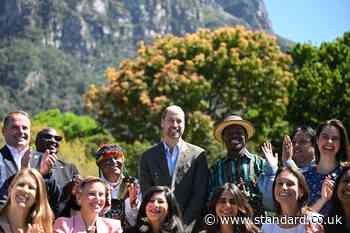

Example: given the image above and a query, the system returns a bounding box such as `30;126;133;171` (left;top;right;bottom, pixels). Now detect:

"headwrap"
95;144;125;165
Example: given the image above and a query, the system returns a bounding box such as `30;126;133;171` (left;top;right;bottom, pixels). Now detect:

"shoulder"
245;150;263;162
142;143;163;157
56;159;79;170
210;158;225;170
183;141;205;154
53;217;73;230
99;217;122;231
261;224;275;231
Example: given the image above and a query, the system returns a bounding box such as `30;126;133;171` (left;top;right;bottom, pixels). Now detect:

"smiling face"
78;182;106;215
222;125;247;153
10;175;37;209
2;113;31;150
317;125;341;160
145;192;169;225
292;130;315;166
36;128;62;155
215;190;238;218
337;169;350;206
99;156;124;183
161;107;185;144
274;170;304;207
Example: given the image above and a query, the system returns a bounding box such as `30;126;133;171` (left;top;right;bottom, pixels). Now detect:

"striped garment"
208;148;266;213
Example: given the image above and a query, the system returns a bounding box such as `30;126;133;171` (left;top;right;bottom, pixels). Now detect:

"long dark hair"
272;165;310;216
136;186;184;233
315;119;350;163
324;165;350;232
202;183;259;233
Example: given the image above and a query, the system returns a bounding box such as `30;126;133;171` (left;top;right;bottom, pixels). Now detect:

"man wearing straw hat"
209;115;268;213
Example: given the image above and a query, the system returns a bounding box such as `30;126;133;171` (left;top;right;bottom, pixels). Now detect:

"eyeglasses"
40;133;63;143
101;157;123;168
217;198;236;205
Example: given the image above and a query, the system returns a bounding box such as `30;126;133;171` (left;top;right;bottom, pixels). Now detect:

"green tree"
288;32;350;129
86;26;295;157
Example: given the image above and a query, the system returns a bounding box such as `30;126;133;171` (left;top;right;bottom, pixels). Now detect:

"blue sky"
265;0;350;45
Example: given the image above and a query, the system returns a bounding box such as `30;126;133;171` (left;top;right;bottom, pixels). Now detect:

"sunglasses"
40;133;63;142
217;198;236;205
101;157;123;168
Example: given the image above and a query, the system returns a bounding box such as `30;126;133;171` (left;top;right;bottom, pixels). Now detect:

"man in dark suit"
33;127;80;217
139;105;209;232
0;111;32;187
0;112;61;214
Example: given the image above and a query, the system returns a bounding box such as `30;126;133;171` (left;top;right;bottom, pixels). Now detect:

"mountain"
0;0;289;117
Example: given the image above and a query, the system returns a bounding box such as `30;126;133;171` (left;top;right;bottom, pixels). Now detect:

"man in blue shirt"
139;105;209;232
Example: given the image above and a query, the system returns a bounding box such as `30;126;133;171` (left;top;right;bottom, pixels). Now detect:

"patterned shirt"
208;148;266;213
303;164;343;216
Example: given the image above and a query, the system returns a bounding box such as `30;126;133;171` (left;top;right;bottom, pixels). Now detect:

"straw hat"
214;115;255;142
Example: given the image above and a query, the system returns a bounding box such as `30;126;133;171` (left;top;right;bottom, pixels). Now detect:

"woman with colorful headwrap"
95;144;141;229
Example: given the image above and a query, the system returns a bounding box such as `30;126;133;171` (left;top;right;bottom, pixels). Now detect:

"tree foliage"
86;26;295;151
288;32;350;129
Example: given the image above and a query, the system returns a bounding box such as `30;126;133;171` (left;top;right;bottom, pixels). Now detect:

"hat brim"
214;120;255;142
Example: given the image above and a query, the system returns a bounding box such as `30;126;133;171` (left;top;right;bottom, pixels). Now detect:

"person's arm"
45;177;63;217
124;193;142;226
257;142;278;210
183;152;209;225
0;176;14;209
310;176;334;213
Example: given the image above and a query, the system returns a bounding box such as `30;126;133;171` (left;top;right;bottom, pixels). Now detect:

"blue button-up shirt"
163;142;180;177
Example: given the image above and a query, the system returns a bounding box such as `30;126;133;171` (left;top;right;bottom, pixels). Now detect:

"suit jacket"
139;140;209;228
30;151;80;217
54;213;123;233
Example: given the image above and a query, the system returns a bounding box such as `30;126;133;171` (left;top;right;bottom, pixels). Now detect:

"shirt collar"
6;144;28;155
163;139;182;153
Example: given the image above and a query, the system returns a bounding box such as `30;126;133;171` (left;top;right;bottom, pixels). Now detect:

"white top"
262;224;305;233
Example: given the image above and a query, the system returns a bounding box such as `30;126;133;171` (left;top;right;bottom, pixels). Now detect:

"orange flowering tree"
85;26;295;150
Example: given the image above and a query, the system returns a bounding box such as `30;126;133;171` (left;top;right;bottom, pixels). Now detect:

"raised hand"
39;149;57;176
321;175;335;201
282;135;293;162
71;175;83;195
261;141;278;168
21;148;33;169
128;182;139;208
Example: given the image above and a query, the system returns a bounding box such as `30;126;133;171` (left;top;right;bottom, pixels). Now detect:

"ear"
160;118;165;129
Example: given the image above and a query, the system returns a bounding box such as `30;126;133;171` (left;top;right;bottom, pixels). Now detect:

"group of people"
0;106;349;233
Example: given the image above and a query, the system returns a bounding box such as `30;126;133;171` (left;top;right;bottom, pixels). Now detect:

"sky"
265;0;350;45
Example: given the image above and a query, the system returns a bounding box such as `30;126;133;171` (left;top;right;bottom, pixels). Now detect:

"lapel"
171;140;191;190
157;143;172;184
0;146;18;173
72;214;86;232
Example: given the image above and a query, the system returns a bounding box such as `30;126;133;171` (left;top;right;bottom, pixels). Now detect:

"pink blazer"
54;213;123;233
